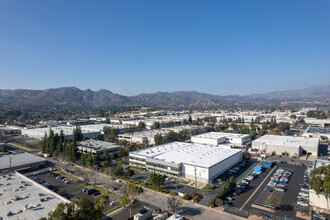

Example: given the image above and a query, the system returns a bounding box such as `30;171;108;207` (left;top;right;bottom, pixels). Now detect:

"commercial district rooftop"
0;172;69;219
253;135;319;148
130;142;242;168
192;132;249;139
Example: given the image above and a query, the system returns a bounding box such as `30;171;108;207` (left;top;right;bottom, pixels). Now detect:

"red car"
92;191;101;196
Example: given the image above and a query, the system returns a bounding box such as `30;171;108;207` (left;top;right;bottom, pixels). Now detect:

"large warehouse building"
118;130;170;145
0;152;46;174
21;124;129;140
129;142;243;184
303;127;330;140
0;172;69;219
77;139;121;155
191;132;251;147
252;135;319;157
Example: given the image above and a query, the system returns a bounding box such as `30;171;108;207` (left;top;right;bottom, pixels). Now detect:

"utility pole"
274;186;277;220
9;155;12;173
194;167;197;196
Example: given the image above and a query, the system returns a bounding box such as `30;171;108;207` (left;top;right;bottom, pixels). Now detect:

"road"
10;143;244;220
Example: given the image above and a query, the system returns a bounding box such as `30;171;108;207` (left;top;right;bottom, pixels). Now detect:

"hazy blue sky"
0;0;329;96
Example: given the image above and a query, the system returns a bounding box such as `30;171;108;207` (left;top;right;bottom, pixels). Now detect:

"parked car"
299;192;309;197
92;191;101;196
264;187;273;192
276;187;285;192
297;201;308;206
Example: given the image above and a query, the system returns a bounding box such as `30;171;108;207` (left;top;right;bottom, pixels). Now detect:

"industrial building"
0;172;69;219
0;152;46;174
304;119;330;128
162;125;205;133
0;125;21;135
20;123;129;140
21;126;100;140
251;135;319;157
191;132;251;147
303;127;330;140
118;130;170;145
129;142;242;184
77;139;120;155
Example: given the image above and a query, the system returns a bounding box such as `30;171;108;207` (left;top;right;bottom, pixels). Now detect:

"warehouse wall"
208;151;242;182
182;164;209;184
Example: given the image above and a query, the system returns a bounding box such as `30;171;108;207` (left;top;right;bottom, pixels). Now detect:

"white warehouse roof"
0;153;46;170
130;142;242;168
192;132;249;140
253;135;319;148
0;172;69;219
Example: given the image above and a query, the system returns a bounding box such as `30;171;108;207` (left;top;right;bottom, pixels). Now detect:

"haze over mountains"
0;85;329;109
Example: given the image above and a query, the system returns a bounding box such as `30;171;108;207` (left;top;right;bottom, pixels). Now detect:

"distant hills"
0;85;329;109
248;85;330;99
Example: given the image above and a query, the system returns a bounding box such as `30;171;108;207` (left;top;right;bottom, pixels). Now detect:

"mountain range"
0;85;329;109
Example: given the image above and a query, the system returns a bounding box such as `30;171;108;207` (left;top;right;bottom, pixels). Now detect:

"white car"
115;179;122;183
268;181;277;187
276;187;285;192
297;201;308;206
299;192;309;197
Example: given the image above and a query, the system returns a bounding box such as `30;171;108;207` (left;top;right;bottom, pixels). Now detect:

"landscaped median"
53;170;79;182
83;183;120;200
10;142;37;151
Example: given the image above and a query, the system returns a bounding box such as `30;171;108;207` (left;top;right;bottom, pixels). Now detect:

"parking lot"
25;168;121;213
130;159;257;206
228;163;307;219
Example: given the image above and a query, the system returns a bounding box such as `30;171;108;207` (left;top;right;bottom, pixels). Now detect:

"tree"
150;172;165;191
154;133;163;146
310;165;330;210
46;198;103;220
167;196;181;214
137;121;146;130
111;163;123;176
118;147;128;157
120;183;142;219
243;151;251;160
126;169;134;177
73;126;83;142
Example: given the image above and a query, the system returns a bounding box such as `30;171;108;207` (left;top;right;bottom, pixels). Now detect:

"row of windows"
146;162;180;172
130;157;146;162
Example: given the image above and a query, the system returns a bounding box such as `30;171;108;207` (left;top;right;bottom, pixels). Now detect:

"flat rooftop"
0;172;69;219
77;139;120;150
130;142;242;168
253;135;319;148
119;130;169;138
192;132;249;139
163;125;204;132
304;127;330;135
81;124;128;131
0;153;46;170
191;132;227;140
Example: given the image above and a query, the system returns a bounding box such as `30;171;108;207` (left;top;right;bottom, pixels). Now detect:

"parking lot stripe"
239;165;277;210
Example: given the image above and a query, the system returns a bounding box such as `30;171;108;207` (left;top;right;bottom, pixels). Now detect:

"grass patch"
11;142;36;151
104;204;123;215
53;170;78;182
202;184;216;190
83;183;120;200
180;180;189;184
